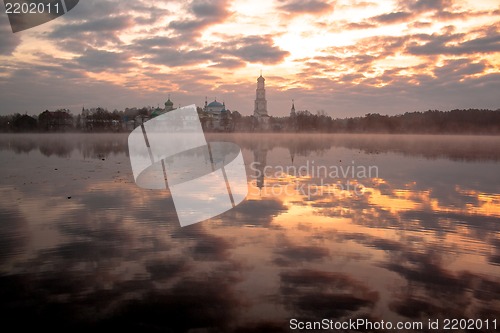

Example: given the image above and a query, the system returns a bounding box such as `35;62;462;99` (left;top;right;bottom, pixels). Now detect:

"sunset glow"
0;0;498;116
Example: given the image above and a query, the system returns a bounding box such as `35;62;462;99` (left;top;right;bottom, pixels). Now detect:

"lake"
0;133;499;331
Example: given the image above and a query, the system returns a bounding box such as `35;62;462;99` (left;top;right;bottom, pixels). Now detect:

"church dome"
151;108;162;118
207;100;223;107
165;98;173;106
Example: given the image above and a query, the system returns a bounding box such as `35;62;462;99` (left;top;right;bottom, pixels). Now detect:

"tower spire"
290;99;296;117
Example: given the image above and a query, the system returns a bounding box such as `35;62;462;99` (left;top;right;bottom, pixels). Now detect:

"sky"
0;0;499;117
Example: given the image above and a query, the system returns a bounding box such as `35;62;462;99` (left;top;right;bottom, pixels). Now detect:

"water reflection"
2;133;500;161
0;133;499;331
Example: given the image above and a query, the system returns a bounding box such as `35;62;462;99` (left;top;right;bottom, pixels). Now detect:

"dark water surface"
0;133;499;331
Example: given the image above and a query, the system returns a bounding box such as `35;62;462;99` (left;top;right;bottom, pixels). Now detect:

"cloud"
146;47;215;67
125;32;286;69
224;35;290;64
344;22;377;30
433;59;487;78
0;14;21;55
370;11;413;24
400;0;453;12
169;0;231;36
0;0;498;116
278;0;334;15
46;2;137;49
49;15;133;37
136;34;288;67
407;28;500;55
210;58;247;69
127;36;182;50
76;48;131;72
340;1;377;9
192;0;229;18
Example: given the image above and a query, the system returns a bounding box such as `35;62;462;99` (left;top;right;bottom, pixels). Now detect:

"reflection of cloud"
102;276;243;331
173;224;234;261
330;228;500;320
2;132;500;327
0;208;27;264
219;198;287;227
0;269;245;331
232;322;288;332
384;252;465;291
0;176;248;330
145;257;189;280
384;247;500;319
275;242;329;265
44;240;126;262
340;233;404;252
399;210;500;240
389;297;442;318
279;269;378;318
488;238;500;266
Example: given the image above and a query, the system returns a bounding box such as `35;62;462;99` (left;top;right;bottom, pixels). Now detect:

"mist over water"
0;133;499;330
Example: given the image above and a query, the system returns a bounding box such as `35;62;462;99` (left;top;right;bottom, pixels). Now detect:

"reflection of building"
254;145;268;189
289;143;296;164
204;98;229;131
253;73;270;130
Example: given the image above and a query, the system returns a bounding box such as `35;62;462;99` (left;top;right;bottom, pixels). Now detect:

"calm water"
0;133;499;331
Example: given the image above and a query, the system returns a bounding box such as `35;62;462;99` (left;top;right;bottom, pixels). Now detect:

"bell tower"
254;73;268;118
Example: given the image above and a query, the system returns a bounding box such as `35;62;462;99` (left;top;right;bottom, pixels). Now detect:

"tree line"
285;109;500;134
0;107;499;134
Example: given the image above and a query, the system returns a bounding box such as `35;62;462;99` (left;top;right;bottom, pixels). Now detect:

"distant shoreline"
2;108;499;135
1;130;500;135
